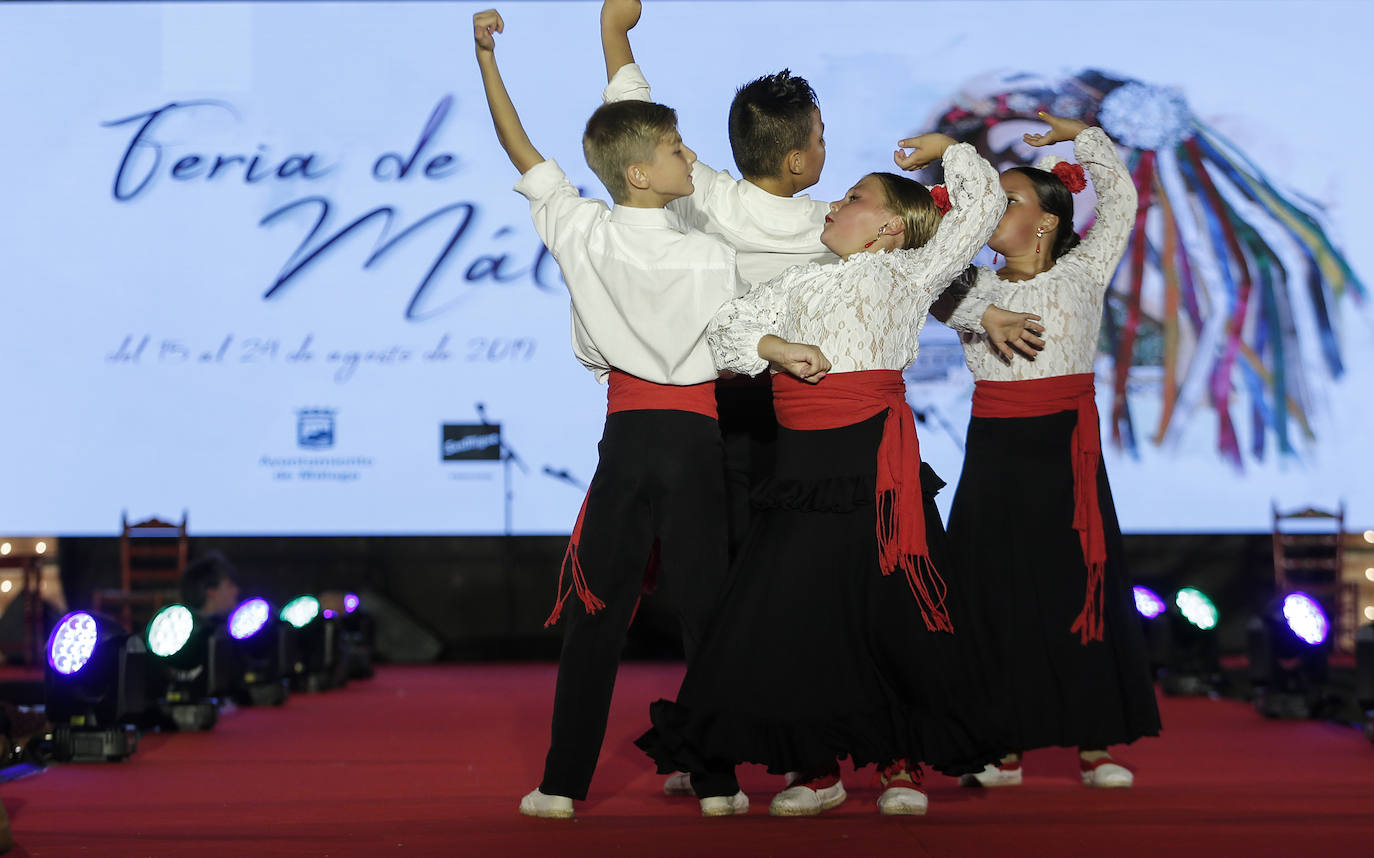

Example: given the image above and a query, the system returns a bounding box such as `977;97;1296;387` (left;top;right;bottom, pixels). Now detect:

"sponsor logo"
442;423;501;461
297;408;337;449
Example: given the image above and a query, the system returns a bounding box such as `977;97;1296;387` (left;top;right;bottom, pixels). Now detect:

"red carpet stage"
5;664;1373;857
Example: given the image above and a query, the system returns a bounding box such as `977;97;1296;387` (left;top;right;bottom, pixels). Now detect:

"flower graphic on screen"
929;70;1365;468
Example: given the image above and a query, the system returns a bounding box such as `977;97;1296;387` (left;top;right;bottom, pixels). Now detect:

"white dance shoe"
699;791;749;817
877;785;929;815
958;761;1024;787
518;788;574;819
1080;757;1133;788
769;777;847;817
663;771;694;796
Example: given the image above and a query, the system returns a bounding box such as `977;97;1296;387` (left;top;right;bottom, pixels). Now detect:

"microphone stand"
542;465;587;492
476;403;528;633
476;403;528;535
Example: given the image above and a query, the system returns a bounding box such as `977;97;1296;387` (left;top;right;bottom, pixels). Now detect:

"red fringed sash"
971;373;1105;644
544;371;717;626
771;370;953;634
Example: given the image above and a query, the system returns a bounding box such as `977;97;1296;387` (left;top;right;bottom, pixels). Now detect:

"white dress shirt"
603;63;837;290
515;158;743;385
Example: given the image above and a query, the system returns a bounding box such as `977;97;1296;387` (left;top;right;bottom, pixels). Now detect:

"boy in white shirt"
473;8;829;820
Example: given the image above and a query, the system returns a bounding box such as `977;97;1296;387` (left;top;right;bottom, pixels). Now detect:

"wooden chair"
0;543;46;666
1272;501;1355;653
92;511;189;631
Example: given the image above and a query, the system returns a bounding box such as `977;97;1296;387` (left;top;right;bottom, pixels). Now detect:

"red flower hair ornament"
930;184;952;216
1052;161;1088;194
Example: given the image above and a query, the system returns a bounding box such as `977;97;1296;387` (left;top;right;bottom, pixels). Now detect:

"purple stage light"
1281;592;1328;646
323;609;337;620
344;593;360;614
1132;586;1167;619
48;612;99;674
229;598;271;640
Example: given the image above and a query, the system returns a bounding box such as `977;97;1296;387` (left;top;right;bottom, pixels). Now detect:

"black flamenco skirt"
636;412;1007;778
945;410;1162;751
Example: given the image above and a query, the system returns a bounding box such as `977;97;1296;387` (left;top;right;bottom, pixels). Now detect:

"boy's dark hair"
583;100;679;204
728;69;819;180
181;550;235;610
1005;166;1082;259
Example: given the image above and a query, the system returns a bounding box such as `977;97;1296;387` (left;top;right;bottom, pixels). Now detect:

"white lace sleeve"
1063;126;1137;288
934;268;1006;333
882;142;1005;311
706;274;794;376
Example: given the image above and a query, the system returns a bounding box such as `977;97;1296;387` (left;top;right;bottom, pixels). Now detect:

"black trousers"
539;409;729;800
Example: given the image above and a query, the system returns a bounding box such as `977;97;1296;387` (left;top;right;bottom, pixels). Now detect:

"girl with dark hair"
637;134;1022;818
947;112;1161;789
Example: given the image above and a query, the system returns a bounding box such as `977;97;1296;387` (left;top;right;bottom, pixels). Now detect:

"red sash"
772;370;953;634
971;372;1105;644
545;371;718;626
604;370;718;419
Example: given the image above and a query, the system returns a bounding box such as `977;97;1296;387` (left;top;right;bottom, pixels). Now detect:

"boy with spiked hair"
473;8;829;820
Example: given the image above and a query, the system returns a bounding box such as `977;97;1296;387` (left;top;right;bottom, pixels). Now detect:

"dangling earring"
1035;227;1045;255
863;225;887;250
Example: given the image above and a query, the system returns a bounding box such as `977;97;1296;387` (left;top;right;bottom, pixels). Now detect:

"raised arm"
1028;115;1137;286
598;8;744;228
474;9;543;174
885;137;1006;302
600;0;641;82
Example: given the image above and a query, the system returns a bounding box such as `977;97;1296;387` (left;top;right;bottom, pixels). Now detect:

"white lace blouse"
708;143;1004;376
957;127;1137;381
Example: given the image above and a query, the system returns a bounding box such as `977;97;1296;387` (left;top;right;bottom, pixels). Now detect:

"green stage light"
281;596;320;629
1176;587;1218;631
146;605;195;658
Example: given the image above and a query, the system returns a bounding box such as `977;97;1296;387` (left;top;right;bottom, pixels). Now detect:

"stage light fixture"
1133;586;1167;619
44;611;146;762
1249;590;1333;719
144;604;230;730
280;594;347;692
224;598;291;706
1134;585;1174;688
339;592;374;680
1148;586;1223;696
1176;587;1219;631
1281;592;1329;646
230;597;271;640
281;595;320;629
